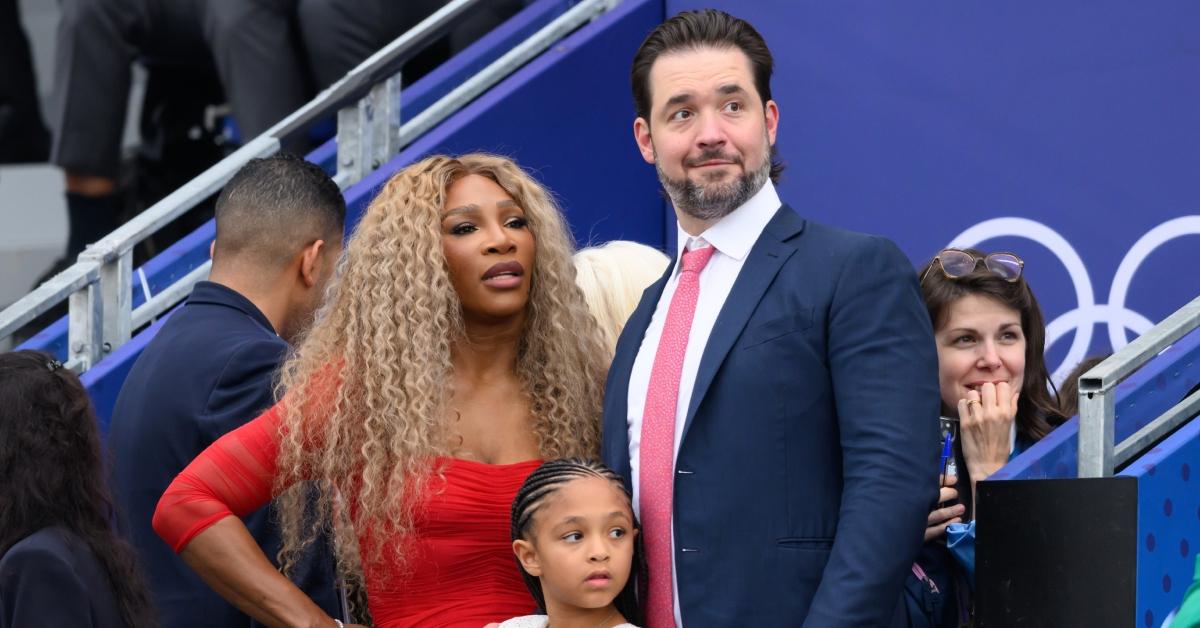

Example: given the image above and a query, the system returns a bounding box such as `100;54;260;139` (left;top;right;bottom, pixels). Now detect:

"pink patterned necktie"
640;244;715;628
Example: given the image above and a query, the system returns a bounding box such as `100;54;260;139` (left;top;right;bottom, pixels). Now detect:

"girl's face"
439;174;537;326
514;476;637;618
935;293;1026;416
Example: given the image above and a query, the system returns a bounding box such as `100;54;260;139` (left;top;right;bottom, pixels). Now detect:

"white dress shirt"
626;179;781;627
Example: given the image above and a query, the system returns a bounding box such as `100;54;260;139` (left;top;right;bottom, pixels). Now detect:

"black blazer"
603;205;941;626
0;527;126;628
108;281;339;627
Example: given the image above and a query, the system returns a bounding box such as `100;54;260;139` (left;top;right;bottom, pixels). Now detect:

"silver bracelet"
333;620;344;628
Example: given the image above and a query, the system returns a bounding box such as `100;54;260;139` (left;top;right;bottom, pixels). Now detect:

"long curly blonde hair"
272;154;608;590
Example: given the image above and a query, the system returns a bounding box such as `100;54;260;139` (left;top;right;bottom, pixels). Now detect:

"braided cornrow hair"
510;458;645;625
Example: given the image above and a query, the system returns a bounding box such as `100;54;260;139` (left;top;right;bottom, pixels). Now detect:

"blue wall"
666;0;1200;378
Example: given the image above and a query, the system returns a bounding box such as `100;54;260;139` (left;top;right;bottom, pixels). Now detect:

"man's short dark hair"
214;152;346;270
631;9;775;122
630;9;783;182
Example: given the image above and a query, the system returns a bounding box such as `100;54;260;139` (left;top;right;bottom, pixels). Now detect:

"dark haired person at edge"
0;351;156;628
602;9;940;627
152;154;609;627
499;458;645;628
108;153;346;627
914;248;1064;625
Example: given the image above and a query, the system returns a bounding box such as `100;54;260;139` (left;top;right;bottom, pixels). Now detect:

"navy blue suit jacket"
602;205;940;626
0;527;126;628
109;282;339;627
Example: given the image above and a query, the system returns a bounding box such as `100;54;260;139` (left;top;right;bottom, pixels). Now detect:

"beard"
655;139;772;223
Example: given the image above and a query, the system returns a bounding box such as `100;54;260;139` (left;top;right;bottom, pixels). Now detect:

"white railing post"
1077;385;1115;478
94;248;133;354
337;74;402;187
68;279;103;371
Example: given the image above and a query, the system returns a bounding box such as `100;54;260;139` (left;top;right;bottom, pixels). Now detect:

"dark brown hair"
0;350;156;627
918;249;1062;442
630;9;783;182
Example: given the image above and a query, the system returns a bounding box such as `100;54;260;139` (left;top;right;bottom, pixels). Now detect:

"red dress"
153;406;541;627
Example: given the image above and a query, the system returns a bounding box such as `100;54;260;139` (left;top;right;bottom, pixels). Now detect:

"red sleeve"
152;404;284;553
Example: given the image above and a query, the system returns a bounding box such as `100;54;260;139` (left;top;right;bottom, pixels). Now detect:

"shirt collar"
674;179;782;263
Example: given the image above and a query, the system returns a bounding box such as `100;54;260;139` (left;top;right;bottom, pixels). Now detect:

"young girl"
501;459;644;628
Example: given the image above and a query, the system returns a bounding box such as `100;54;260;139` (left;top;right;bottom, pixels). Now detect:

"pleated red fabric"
364;457;542;626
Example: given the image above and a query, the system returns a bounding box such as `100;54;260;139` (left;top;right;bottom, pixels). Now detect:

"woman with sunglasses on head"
151;154;609;628
907;248;1063;626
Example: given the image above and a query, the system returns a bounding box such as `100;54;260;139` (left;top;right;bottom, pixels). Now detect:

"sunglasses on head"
921;248;1024;284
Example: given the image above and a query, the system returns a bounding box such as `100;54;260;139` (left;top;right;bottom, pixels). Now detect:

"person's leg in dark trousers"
296;0;449;89
0;0;51;164
444;0;526;57
49;0;150;260
202;0;311;142
298;0;527;90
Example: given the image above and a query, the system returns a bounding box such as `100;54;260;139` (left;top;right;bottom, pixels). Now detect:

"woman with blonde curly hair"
152;154;609;627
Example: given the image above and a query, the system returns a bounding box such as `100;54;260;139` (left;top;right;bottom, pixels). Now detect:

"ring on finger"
966;399;981;408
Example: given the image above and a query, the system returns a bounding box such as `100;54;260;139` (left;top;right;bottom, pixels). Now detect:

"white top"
498;615;639;628
625;179;781;627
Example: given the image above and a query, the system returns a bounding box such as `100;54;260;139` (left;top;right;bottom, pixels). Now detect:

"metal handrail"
0;0;620;370
1078;293;1200;477
0;262;98;335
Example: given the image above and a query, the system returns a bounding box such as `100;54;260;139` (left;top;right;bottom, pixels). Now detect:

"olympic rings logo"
947;216;1200;383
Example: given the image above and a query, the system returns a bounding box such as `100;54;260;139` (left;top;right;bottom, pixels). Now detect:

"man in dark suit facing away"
601;10;941;627
109;153;345;627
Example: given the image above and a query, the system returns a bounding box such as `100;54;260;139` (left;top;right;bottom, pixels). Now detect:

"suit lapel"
679;205;806;446
604;257;675;483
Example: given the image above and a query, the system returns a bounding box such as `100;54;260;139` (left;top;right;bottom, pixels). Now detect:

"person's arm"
179;517;339;628
152;407;354;628
802;237;942;627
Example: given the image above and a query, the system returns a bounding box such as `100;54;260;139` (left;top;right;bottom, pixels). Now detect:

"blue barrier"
988;326;1199;625
994;326;1200;480
1122;408;1200;628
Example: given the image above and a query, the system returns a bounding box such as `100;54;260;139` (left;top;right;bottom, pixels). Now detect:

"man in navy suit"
108;153;345;627
601;10;941;626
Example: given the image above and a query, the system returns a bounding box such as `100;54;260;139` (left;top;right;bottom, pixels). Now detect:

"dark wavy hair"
918;249;1062;442
510;458;644;625
0;350;155;627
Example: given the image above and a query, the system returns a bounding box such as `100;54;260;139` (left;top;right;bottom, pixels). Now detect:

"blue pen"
939;432;953;479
